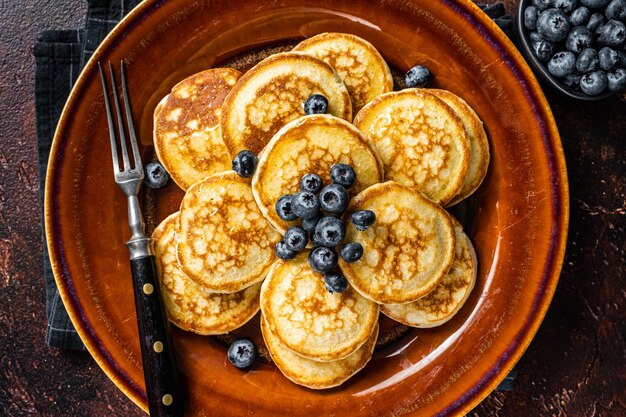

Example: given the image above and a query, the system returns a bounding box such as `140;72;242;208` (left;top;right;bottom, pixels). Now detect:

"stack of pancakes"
151;32;489;389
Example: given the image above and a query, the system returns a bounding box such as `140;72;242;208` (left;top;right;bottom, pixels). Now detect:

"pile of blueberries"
523;0;626;96
274;164;376;294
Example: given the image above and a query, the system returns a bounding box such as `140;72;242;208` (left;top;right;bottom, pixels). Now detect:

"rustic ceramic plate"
45;0;568;416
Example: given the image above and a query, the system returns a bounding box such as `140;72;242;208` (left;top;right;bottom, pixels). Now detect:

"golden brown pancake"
152;213;261;335
176;171;281;293
260;253;379;361
220;52;352;156
339;181;456;304
154;68;241;190
293;32;393;114
354;89;471;205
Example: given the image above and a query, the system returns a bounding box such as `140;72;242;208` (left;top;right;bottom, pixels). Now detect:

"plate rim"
44;0;569;415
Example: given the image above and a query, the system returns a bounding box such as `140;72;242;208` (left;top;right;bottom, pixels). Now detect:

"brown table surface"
1;0;624;416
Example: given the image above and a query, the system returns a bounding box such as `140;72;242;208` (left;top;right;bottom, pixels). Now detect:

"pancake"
261;316;378;389
381;219;477;327
252;114;383;234
176;171;281;293
154;68;241;190
220;52;352;156
152;212;261;334
293;32;393;114
260;253;379;361
339;181;456;304
353;89;471;205
427;89;490;206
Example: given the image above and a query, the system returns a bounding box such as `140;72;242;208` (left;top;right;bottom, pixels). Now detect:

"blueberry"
552;0;578;13
617;50;626;66
599;47;619;70
329;163;356;189
525;6;540;30
533;0;552;11
144;161;169;189
580;70;608;95
275;194;298;221
607;67;626;91
596;20;626;48
308;247;338;274
340;242;363;263
529;31;545;43
276;240;297;260
303;94;329;115
580;0;609;6
563;72;583;89
313;216;346;247
586;13;605;32
405;65;432;88
350;210;376;231
300;173;323;194
292;191;320;219
302;212;322;232
319;184;349;214
227;339;256;369
547;51;577;77
284;226;308;251
324;272;348;293
605;0;626;21
537;9;570;42
576;48;600;72
533;39;556;61
569;7;590;26
565;26;593;54
232;150;257;178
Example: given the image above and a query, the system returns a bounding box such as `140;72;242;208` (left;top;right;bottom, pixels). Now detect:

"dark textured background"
1;0;624;416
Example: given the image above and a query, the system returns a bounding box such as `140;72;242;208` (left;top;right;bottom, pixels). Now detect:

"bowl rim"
44;0;570;415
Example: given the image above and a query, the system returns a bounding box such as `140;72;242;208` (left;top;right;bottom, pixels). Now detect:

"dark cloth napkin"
34;0;516;390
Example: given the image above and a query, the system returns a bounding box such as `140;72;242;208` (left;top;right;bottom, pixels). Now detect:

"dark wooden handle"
130;255;184;417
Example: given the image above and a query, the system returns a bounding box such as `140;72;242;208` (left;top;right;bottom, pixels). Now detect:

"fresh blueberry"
576;48;600;72
563;72;583;89
607;67;626;91
284;226;308;251
552;0;578;13
525;6;540;30
319;184;349;214
308;247;338;274
324;272;348;293
302;212;322;232
303;94;329;115
586;13;605;32
580;0;609;6
292;191;320;219
605;0;626;21
599;47;619;70
227;339;256;369
596;20;626;48
350;210;376;231
580;70;609;95
329;163;356;189
533;39;556;61
232;150;257;178
529;31;545;43
533;0;552;11
566;26;593;54
547;51;577;77
569;7;591;26
276;240;297;260
275;194;298;221
537;8;570;42
617;50;626;66
340;242;363;263
144;161;169;189
300;173;323;194
405;65;432;88
313;216;346;247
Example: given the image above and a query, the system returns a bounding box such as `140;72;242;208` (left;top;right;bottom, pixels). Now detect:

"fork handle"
130;255;184;417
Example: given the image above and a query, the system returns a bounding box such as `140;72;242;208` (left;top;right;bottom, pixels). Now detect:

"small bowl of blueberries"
516;0;626;99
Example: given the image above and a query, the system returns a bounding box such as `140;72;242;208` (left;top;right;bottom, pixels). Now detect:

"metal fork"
99;61;183;417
